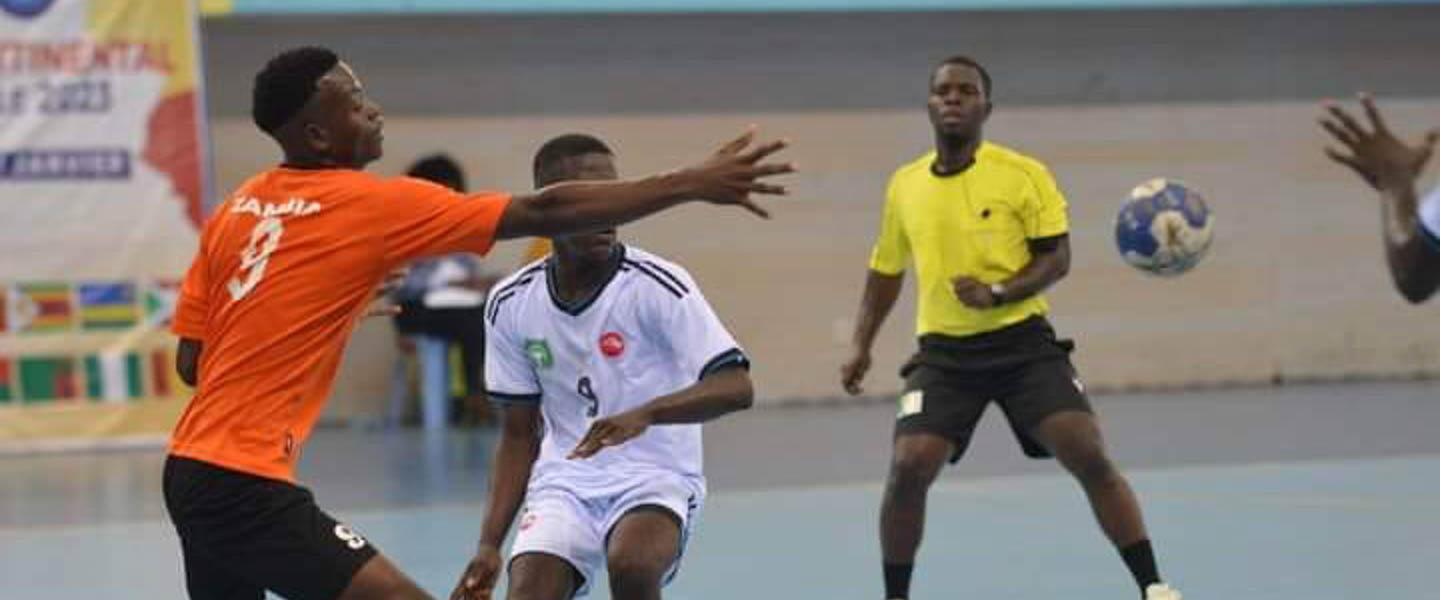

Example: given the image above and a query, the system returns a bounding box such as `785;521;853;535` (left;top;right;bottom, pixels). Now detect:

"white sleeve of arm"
641;263;749;381
1420;184;1440;248
673;291;749;381
484;308;541;405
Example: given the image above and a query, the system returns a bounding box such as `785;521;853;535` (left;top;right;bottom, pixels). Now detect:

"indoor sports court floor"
3;380;1438;599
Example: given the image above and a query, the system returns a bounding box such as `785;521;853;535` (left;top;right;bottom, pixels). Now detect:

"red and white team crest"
599;332;625;358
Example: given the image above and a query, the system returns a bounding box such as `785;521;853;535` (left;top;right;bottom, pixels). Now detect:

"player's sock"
883;562;913;600
1119;539;1161;593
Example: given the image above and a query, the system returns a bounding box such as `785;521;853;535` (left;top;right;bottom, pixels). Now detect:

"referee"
840;56;1181;600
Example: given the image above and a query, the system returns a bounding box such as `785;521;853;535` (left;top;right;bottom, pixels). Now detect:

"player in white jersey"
451;134;755;600
1320;93;1440;303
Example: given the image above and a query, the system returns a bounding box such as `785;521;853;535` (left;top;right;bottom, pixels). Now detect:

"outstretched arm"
497;129;794;239
1320;94;1440;303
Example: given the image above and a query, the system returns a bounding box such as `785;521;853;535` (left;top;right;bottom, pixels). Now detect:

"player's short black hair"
934;55;992;99
532;133;614;188
252;46;340;134
406;153;467;192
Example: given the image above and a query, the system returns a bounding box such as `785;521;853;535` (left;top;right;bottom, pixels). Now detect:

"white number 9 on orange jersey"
227;217;284;301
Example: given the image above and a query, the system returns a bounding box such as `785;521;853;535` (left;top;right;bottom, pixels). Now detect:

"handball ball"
1114;178;1214;277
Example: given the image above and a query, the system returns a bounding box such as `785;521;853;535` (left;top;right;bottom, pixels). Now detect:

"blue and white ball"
1114;178;1214;277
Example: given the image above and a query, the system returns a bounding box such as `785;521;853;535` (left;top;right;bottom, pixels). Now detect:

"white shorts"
508;473;703;597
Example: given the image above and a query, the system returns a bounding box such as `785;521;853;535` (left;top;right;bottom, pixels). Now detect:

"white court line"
3;452;1437;537
712;452;1440;499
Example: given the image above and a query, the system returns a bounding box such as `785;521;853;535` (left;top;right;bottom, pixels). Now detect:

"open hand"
686;127;797;219
449;544;502;600
1320;93;1439;190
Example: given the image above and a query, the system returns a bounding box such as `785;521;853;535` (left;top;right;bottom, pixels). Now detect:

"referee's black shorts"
894;315;1092;461
163;455;378;600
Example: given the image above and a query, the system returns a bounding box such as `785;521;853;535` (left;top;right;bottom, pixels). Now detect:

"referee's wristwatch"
988;282;1008;306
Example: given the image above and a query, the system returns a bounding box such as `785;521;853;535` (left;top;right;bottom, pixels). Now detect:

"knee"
505;573;540;600
1062;443;1118;486
506;567;561;600
888;450;944;495
606;552;665;594
508;580;560;600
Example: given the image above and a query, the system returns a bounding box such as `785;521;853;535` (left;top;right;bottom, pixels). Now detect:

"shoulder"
214;170;280;214
884;151;939;208
979;142;1056;183
889;151;937;186
287;169;389;208
229;170;277;197
486;258;547;325
373;173;452;196
619;246;697;300
294;168;389;192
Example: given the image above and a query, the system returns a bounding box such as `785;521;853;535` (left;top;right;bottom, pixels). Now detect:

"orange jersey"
170;167;510;482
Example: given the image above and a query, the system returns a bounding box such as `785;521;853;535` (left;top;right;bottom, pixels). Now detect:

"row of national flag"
0;348;188;405
1;280;178;335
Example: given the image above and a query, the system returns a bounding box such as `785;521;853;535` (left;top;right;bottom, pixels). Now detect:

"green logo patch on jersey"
524;339;554;369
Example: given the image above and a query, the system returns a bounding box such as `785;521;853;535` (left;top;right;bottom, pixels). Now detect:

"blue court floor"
3;381;1438;599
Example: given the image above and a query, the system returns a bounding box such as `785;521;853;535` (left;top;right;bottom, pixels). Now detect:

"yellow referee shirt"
869;142;1069;338
522;238;553;263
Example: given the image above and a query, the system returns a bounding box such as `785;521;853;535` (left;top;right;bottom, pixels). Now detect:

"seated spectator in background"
388;154;498;429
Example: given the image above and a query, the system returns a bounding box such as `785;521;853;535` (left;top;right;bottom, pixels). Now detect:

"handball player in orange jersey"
163;46;792;600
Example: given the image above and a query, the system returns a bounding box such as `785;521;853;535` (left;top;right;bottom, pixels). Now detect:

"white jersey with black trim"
484;245;748;495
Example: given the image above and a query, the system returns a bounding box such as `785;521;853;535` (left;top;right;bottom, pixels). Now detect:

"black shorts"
162;456;378;600
895;315;1092;461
